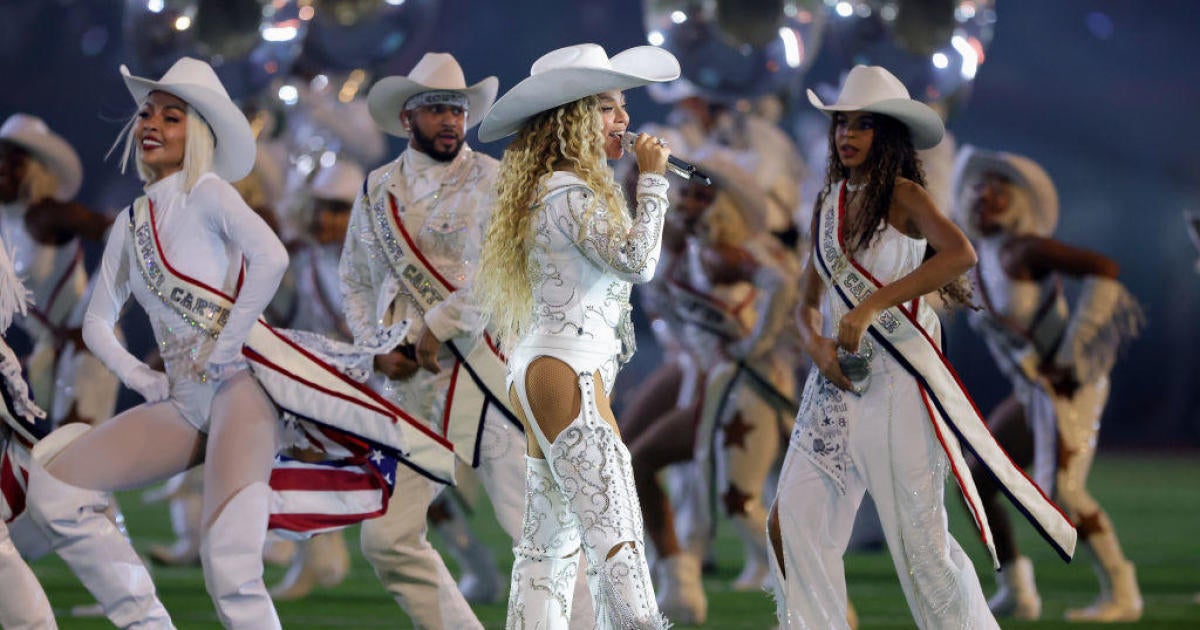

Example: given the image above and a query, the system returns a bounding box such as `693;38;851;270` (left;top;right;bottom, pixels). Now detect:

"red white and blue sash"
369;191;519;467
130;197;458;532
813;183;1077;567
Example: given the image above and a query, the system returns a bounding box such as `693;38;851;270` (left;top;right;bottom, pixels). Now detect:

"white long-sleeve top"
83;171;288;387
340;147;497;351
519;171;669;361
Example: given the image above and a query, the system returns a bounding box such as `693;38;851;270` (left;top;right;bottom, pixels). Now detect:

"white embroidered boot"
655;553;707;624
987;556;1041;620
506;456;581;629
148;469;204;567
200;482;281;629
269;530;350;601
1065;527;1142;622
545;377;666;630
26;424;174;629
431;494;504;604
0;522;56;629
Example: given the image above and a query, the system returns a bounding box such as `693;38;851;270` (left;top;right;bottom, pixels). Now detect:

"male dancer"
340;52;590;627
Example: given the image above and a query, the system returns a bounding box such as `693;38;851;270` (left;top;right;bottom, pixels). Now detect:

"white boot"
431;494;504;604
507;456;581;629
1065;529;1142;622
545;377;666;629
200;482;281;629
0;523;56;629
269;530;350;601
655;553;707;624
26;424;174;629
987;556;1041;620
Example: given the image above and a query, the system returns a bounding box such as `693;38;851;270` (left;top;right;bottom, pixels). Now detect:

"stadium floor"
30;453;1199;628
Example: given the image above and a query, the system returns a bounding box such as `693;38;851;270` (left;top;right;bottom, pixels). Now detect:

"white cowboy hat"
368;53;498;138
310;159;365;204
479;43;681;143
952;145;1059;237
121;57;256;182
0;114;83;201
807;65;944;150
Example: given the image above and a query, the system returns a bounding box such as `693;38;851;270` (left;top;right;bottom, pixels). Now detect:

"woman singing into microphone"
475;43;678;629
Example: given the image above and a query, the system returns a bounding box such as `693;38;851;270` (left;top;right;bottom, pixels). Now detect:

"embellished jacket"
519;171;670;364
340;147;498;353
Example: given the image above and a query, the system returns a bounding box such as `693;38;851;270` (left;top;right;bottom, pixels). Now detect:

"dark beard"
410;126;462;162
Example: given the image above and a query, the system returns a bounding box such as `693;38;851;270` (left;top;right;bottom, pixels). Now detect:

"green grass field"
29;453;1200;628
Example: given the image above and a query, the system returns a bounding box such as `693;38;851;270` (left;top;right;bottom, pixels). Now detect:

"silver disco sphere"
122;0;307;99
643;0;828;101
818;0;996;108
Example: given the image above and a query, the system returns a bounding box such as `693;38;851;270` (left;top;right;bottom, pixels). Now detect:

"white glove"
125;364;170;403
205;356;249;383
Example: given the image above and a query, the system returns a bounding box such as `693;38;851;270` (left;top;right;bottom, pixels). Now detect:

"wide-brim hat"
368;53;498;138
310;159;365;204
0;114;83;201
121;57;256;182
479;43;680;143
807;65;944;150
952;145;1059;237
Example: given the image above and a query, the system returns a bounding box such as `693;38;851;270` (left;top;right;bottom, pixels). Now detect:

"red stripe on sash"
834;183;1069;521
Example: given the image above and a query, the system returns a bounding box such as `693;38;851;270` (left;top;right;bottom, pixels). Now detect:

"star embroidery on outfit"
722;412;753;450
370;449;385;464
722;483;752;516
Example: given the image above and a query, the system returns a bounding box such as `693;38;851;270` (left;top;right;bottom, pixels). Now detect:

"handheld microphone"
618;132;712;186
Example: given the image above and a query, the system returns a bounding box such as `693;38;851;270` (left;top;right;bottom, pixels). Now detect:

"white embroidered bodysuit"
516;171;670;376
83;171;288;428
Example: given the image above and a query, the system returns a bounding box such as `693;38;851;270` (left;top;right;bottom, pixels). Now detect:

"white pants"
360;406;526;630
771;359;997;630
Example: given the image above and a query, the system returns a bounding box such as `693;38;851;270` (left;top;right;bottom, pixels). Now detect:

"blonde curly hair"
476;95;630;345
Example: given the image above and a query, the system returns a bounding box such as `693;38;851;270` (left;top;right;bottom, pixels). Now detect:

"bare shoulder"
889;177;936;236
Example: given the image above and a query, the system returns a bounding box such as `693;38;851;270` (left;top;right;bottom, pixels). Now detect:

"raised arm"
552;173;671;283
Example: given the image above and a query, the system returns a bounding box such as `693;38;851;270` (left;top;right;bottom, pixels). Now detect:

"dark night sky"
1;0;1197;446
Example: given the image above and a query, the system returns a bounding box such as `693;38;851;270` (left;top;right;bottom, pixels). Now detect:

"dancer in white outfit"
24;58;438;630
953;146;1143;622
476;42;679;629
768;65;1078;629
340;52;536;628
0;234;56;629
0;114;119;431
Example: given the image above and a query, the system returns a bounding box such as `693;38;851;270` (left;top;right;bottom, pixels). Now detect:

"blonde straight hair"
111;103;215;191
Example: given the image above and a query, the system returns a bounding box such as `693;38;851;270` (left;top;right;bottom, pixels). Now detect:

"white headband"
404;90;469;111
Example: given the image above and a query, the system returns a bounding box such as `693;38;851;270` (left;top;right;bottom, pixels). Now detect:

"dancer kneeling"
476;43;679;629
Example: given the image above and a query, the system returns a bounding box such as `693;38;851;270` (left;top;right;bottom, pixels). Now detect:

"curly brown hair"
812;113;973;306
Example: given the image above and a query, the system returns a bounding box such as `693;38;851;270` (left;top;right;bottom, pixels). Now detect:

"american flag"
266;416;402;537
